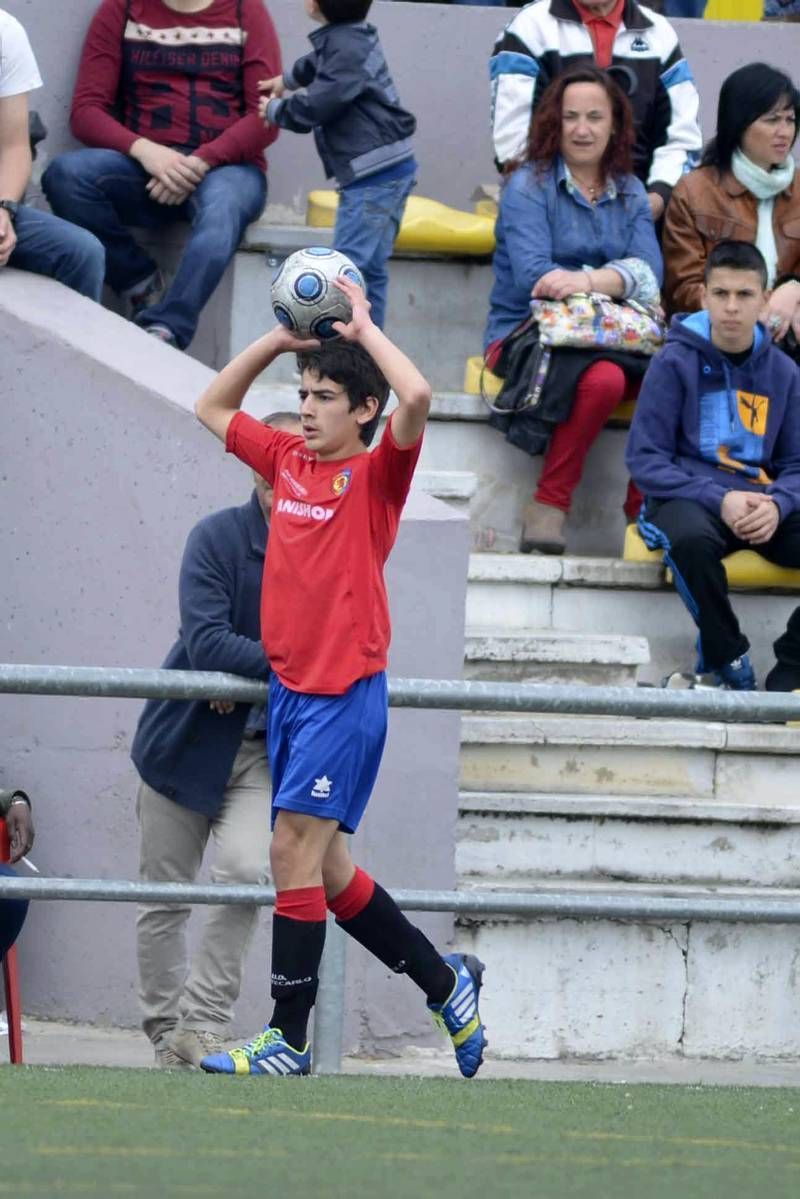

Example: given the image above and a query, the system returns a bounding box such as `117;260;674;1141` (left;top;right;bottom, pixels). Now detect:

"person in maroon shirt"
41;0;281;350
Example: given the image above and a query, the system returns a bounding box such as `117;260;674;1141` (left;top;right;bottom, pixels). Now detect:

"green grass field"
3;1067;800;1198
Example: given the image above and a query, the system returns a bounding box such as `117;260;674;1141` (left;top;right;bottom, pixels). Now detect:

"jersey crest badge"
630;36;649;51
332;468;352;496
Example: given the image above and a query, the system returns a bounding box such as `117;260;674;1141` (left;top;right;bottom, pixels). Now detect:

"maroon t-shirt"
70;0;281;171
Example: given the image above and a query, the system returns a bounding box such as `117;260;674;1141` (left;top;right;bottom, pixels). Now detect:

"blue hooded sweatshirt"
626;311;800;520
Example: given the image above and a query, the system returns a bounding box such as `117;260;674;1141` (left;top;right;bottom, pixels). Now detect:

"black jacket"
266;21;415;186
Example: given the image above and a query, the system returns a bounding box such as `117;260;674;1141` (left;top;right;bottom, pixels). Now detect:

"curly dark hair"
525;67;635;182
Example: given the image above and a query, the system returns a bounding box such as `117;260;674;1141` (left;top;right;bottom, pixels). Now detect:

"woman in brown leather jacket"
663;63;800;354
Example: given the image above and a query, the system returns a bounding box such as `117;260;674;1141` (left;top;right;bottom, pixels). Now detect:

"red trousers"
534;360;642;520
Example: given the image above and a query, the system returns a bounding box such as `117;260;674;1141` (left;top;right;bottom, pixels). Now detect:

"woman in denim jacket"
484;67;663;555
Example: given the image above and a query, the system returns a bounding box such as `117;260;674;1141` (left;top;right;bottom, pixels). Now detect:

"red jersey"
70;0;281;172
226;411;423;695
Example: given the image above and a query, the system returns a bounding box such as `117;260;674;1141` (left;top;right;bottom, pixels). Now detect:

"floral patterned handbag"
530;292;665;356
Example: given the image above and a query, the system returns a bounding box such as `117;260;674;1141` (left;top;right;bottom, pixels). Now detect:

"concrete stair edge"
451;876;800;903
464;628;650;666
457;789;800;824
461;713;800;754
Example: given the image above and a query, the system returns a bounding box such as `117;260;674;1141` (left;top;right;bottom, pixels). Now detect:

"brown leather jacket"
663;165;800;315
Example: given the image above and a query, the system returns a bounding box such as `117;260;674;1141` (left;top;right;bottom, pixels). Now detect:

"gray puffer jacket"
266;21;416;187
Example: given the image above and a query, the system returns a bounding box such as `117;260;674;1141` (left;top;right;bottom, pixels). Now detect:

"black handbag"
480;317;552;415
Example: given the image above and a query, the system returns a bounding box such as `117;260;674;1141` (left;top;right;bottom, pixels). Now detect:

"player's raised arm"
195;327;319;443
332;277;432;449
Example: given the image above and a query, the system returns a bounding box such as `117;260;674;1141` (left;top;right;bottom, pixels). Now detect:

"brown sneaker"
170;1027;225;1068
154;1039;194;1070
519;501;566;555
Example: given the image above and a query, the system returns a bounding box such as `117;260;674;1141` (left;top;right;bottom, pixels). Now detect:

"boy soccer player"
194;277;487;1078
258;0;416;330
627;240;800;688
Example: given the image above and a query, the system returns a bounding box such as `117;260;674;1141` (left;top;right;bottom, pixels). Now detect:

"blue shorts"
268;672;388;834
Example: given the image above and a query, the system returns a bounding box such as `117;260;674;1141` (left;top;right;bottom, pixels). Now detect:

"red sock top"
275;886;327;923
327;867;375;922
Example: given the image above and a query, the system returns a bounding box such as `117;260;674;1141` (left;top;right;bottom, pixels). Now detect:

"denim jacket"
484;158;664;349
265;22;416;187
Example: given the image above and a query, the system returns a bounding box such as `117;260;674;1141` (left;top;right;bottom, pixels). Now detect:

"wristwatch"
0;200;19;223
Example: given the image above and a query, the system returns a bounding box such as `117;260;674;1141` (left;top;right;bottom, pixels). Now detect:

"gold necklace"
571;173;603;203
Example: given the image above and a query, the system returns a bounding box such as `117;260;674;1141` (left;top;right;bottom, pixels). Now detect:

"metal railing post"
312;918;347;1075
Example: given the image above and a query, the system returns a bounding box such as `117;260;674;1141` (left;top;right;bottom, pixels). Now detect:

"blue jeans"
9;205;105;300
0;865;28;960
662;0;707;15
334;172;416;330
42;150;267;349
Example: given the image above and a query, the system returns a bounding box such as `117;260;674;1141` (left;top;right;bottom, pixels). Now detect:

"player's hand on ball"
268;325;321;355
331;276;373;340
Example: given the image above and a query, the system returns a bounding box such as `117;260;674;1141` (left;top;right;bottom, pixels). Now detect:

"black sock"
336;882;454;1005
269;913;326;1049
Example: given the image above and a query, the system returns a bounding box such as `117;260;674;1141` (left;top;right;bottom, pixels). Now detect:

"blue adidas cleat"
200;1026;311;1077
428;953;487;1079
714;653;756;691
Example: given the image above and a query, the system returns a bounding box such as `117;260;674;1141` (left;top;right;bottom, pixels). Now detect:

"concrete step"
466;552;799;687
412;469;477;514
453;878;800;1060
460;714;800;804
457;791;800;889
464;628;649;686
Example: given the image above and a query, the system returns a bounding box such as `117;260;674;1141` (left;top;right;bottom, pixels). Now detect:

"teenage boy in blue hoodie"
627;240;800;690
258;0;416;330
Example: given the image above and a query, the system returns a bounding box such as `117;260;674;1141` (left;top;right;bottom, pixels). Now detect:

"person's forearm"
586;267;625;298
357;324;431;411
0;142;32;201
196;331;284;425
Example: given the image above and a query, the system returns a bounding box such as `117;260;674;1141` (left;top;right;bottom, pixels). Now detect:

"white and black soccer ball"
270;247;365;339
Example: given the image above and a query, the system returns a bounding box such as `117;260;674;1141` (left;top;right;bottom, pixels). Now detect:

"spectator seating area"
6;0;800;1063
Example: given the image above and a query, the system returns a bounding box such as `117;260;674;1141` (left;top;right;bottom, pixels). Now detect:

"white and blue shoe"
428;953;487;1078
200;1026;311;1077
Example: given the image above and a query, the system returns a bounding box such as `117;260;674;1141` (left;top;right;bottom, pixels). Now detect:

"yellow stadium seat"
463;355;638;426
464;355;502;397
623;523;664;564
306;192;496;256
705;0;763;18
624;523;800;590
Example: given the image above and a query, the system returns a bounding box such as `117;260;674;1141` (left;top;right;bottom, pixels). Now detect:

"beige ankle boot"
519;500;566;555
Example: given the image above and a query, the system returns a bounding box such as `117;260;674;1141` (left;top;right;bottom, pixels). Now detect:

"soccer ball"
270;247;365;340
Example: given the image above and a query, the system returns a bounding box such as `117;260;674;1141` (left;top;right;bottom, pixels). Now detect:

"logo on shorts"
311;775;333;799
332;469;352;497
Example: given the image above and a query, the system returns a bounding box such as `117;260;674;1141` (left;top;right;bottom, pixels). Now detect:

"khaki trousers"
136;737;270;1045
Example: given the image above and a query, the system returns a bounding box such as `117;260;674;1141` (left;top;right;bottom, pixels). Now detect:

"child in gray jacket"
259;0;416;328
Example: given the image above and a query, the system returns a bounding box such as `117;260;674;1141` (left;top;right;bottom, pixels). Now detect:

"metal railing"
5;661;800;721
2;662;800;1072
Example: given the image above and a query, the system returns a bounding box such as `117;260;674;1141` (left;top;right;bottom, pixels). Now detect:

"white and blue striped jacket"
490;0;702;201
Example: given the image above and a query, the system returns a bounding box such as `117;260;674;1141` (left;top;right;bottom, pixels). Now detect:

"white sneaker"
170;1027;225;1068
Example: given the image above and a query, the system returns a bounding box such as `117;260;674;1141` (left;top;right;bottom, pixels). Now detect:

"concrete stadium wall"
7;0;800;212
0;270;470;1052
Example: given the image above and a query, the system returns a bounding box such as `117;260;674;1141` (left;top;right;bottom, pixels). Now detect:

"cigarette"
21;856;40;874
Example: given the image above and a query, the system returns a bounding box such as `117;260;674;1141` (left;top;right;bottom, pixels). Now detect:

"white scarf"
731;148;795;287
